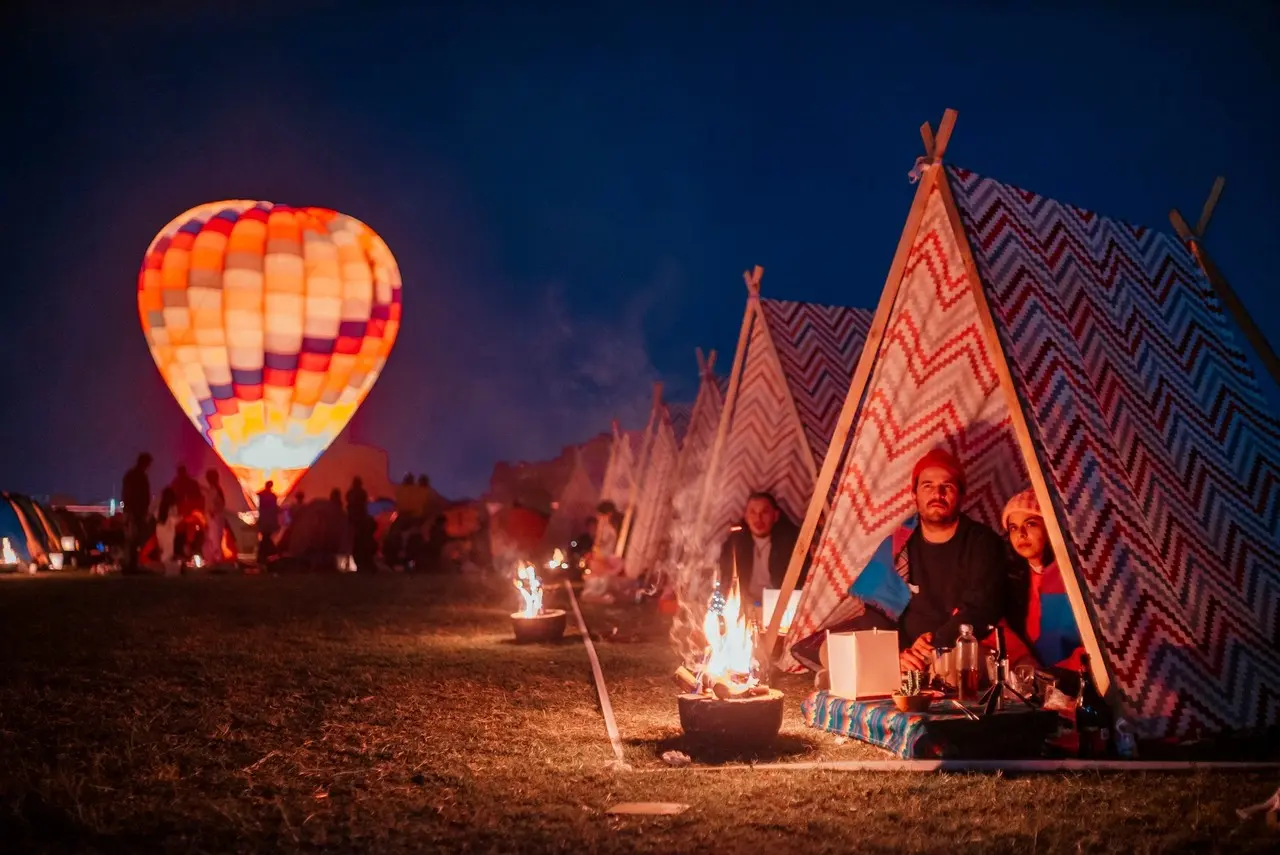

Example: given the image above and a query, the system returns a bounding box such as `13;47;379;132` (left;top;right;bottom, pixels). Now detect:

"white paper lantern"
827;628;901;700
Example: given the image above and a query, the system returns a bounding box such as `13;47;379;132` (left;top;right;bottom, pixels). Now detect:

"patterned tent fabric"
668;402;694;447
669;297;869;667
758;299;873;465
666;367;729;665
790;184;1028;655
599;427;643;510
623;407;682;577
791;166;1280;739
139;201;401;504
951;165;1280;738
701;300;871;543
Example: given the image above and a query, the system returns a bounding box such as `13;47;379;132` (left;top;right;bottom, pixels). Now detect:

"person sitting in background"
993;488;1086;690
717;491;802;617
581;502;627;602
567;516;596;580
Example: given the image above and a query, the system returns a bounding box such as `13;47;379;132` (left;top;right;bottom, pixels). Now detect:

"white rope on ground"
563;581;631;771
632;759;1280;774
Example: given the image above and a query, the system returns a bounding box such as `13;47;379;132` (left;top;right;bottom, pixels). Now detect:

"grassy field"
1;573;1276;854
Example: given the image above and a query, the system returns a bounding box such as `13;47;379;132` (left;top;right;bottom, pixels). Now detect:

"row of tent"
559;110;1280;744
0;492;93;572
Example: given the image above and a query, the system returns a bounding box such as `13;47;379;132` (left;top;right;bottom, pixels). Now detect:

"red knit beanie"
911;448;966;493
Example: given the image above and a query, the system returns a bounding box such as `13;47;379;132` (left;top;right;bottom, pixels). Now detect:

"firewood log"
674;666;699;692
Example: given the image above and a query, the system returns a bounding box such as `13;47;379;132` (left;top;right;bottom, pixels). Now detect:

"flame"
547;548;567;571
1;537;17;565
698;577;757;689
514;562;543;618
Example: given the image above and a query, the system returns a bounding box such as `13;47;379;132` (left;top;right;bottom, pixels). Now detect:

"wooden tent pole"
618;381;663;555
934;165;1112;699
1169;177;1280;392
692;267;763;547
760;109;957;668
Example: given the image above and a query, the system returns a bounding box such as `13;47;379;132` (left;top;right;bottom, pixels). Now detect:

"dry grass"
0;573;1276;854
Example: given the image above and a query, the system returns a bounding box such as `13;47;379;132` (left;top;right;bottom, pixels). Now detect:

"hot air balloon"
138;201;402;508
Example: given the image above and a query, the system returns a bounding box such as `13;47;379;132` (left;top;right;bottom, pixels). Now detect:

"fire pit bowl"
510;609;567;643
677;689;785;746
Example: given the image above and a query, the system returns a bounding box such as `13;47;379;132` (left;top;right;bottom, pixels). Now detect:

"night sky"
3;2;1277;502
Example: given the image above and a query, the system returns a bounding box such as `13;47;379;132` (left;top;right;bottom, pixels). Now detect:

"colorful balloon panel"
139;201;402;506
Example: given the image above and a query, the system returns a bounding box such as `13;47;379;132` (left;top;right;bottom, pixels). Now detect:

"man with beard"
790;448;1006;676
718;491;802;607
895;449;1007;671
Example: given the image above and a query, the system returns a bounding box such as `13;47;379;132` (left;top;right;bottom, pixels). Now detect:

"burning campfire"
673;573;784;746
1;537;20;569
678;577;766;699
514;562;544;618
510;561;567;643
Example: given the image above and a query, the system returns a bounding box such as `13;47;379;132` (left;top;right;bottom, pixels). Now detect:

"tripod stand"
979;626;1034;717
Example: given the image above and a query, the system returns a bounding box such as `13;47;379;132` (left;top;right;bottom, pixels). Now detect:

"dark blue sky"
2;2;1277;501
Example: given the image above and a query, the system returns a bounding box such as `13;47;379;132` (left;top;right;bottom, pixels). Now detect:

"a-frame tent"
618;383;692;579
663;348;727;553
669;269;871;664
543;447;599;552
771;109;1280;741
694;267;873;545
598;420;645;513
617;383;665;556
661;349;728;657
665;348;727;535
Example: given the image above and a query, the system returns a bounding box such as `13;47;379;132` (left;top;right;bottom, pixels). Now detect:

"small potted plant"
892;670;932;713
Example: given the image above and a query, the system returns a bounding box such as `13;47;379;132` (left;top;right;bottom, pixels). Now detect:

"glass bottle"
955;624;980;702
1075;653;1115;758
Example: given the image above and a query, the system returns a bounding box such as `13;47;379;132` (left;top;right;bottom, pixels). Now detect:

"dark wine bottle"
1075;654;1115;759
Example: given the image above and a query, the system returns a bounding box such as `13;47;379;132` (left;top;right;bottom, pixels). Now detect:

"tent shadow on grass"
493;636;575;648
625;731;819;766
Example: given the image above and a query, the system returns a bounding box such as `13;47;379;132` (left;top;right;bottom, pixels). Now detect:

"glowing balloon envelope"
138;200;402;506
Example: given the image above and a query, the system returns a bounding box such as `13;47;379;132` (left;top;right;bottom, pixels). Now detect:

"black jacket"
717;515;804;594
898;513;1007;649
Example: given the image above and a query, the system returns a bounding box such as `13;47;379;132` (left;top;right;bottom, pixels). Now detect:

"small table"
802;690;1062;759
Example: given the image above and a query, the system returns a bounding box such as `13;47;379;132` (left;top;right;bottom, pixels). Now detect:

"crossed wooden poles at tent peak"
754;108;1118;698
1169;178;1280;391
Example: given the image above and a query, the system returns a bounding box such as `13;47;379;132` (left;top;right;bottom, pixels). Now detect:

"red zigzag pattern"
788;187;1029;659
759;299;873;464
949;164;1280;738
625;412;681;577
703;312;815;540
